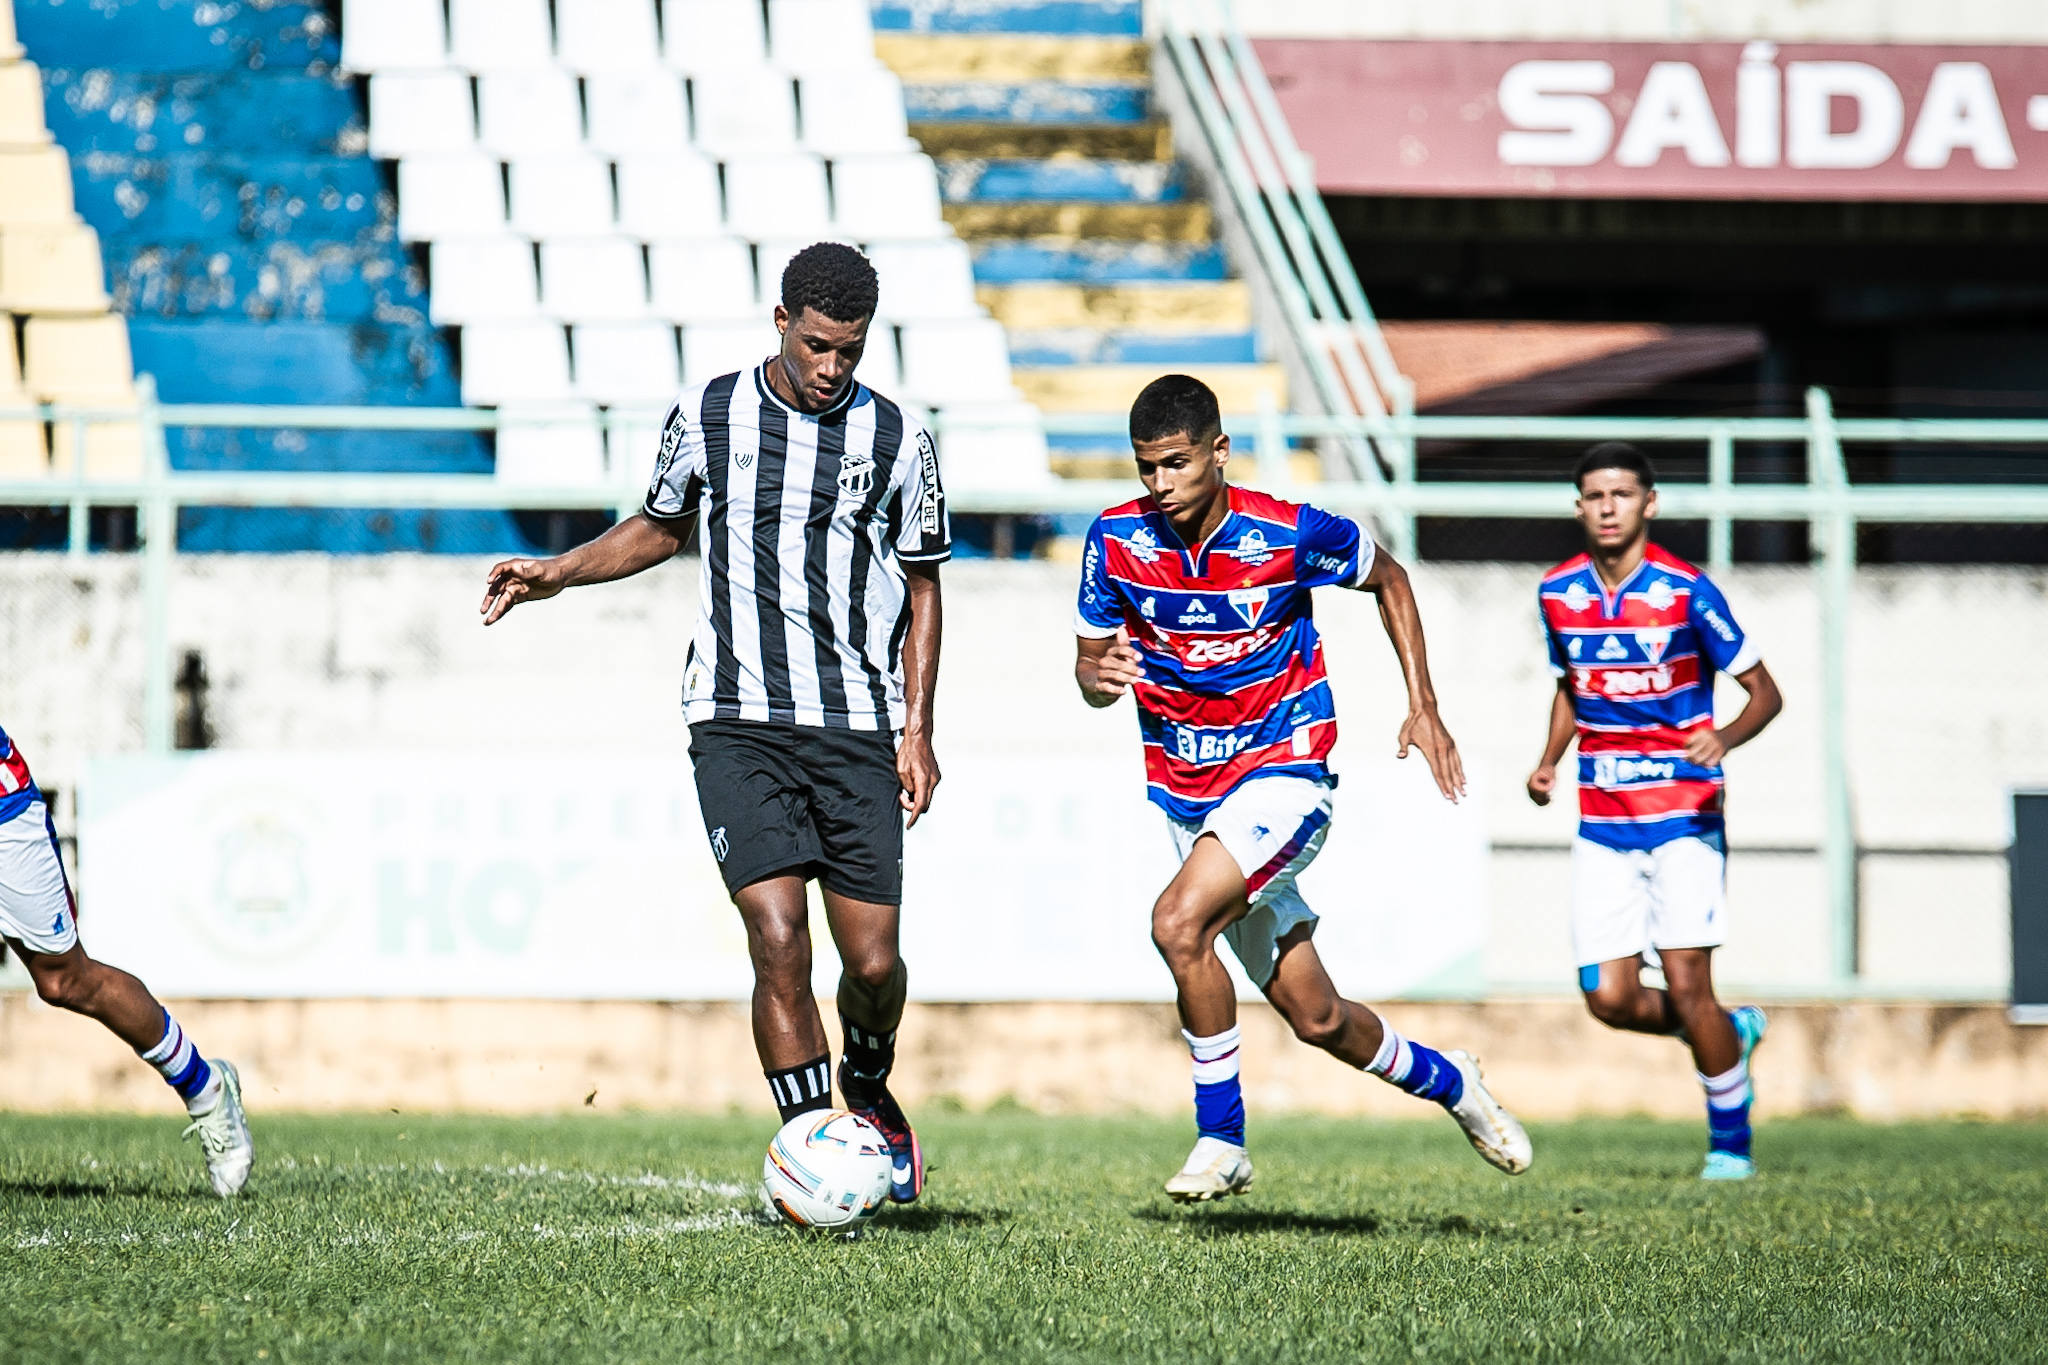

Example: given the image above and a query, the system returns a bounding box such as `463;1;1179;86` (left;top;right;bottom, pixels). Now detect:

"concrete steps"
877;0;1284;475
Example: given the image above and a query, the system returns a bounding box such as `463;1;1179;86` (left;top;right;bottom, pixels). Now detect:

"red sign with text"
1253;39;2048;199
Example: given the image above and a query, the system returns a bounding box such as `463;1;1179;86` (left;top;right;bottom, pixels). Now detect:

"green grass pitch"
0;1112;2041;1363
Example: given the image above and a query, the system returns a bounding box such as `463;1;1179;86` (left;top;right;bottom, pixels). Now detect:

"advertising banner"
1255;39;2048;199
76;750;1486;1002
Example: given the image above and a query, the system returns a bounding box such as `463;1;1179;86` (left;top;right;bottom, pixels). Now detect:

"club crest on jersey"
1636;627;1672;663
1227;587;1270;628
1223;527;1272;565
838;451;876;500
1645;577;1677;610
1562;581;1594;612
1123;526;1162;563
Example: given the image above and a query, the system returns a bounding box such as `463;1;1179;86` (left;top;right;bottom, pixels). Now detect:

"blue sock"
1184;1025;1246;1146
1366;1026;1465;1108
138;1009;217;1109
1700;1061;1753;1158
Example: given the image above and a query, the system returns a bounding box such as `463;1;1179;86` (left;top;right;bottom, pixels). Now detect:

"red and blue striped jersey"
1539;545;1759;851
0;725;41;825
1076;486;1375;821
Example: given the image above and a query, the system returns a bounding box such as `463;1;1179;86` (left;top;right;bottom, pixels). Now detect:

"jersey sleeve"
1539;586;1569;677
889;421;951;564
1294;503;1377;589
1689;573;1760;675
641;397;707;525
1074;516;1123;638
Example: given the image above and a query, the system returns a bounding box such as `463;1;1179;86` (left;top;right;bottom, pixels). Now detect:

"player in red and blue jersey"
1074;375;1530;1201
0;723;252;1195
1527;443;1783;1182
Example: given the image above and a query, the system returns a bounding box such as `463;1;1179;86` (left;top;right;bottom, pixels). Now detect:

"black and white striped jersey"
643;363;950;732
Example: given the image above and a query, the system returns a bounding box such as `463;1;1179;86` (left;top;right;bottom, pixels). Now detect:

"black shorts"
687;720;904;904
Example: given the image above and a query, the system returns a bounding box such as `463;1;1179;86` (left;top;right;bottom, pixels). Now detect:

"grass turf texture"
0;1114;2041;1362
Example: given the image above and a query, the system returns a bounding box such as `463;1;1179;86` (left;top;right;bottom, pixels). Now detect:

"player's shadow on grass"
876;1206;1008;1234
0;1175;212;1202
1136;1206;1499;1239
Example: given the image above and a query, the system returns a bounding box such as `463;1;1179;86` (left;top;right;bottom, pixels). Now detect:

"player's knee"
1286;1000;1346;1050
1149;899;1208;965
30;958;93;1012
1583;986;1633;1029
841;946;899;992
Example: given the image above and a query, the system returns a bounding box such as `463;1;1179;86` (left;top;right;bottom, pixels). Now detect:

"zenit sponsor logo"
1579;664;1678;696
1182;627;1275;666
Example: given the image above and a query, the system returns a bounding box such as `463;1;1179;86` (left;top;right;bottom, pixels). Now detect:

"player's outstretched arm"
1075;629;1145;708
1361;549;1466;802
480;513;689;625
1527;679;1577;806
897;562;943;827
1684;661;1783;767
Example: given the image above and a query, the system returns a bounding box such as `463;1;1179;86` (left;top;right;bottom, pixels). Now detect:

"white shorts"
1570;834;1725;972
0;799;78;955
1168;774;1332;990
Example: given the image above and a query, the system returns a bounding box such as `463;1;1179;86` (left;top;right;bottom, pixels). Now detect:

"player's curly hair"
1576;441;1657;490
780;242;879;323
1129;374;1221;445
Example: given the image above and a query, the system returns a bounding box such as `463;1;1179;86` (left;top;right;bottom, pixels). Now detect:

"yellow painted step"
0;147;77;226
911;122;1172;161
876;34;1150;82
1016;363;1286;414
24;314;135;401
980;281;1251;330
0;62;51;149
944;201;1212;242
0;226;109;312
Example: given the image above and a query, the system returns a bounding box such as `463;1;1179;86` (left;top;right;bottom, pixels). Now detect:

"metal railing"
7;386;2048;986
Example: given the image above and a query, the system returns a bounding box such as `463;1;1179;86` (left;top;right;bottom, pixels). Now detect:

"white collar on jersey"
752;361;863;422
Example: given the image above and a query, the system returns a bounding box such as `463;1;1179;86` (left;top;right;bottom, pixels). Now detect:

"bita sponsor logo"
1178;597;1217;625
1593;755;1679;787
1183;627;1274;666
1174;727;1254;764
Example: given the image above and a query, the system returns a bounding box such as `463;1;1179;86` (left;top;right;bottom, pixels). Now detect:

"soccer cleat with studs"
1731;1005;1768;1063
1443;1050;1533;1175
1700;1150;1756;1181
839;1062;923;1204
182;1059;253;1198
1164;1136;1255;1203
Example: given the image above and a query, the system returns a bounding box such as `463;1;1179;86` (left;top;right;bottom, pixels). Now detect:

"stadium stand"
874;0;1286;477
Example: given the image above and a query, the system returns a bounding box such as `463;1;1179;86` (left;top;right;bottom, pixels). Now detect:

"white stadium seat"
689;69;798;156
396;153;505;241
853;322;903;394
494;403;609;484
429;237;539;324
508;155;616;237
478;70;584;157
682;321;779;386
615;154;723;238
664;0;766;75
755;237;856;308
463;323;575;404
557;0;663;73
723;153;829;239
796;68;913;156
648;238;759;322
900;318;1017;404
931;399;1054;490
540;238;648;322
572;321;681;403
830;153;944;239
866;239;979;320
340;0;447;72
585;71;690;157
449;0;555;71
769;0;876;76
606;410;669;488
367;72;474;157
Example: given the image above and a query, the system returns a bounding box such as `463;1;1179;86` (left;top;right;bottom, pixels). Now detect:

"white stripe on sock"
1182;1025;1242;1085
1698;1060;1752;1109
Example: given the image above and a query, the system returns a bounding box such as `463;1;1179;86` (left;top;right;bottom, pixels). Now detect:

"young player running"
1527;443;1782;1181
0;725;252;1196
480;245;943;1203
1074;375;1531;1201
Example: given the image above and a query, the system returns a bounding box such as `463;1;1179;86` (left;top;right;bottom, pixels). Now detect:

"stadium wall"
1230;0;2048;42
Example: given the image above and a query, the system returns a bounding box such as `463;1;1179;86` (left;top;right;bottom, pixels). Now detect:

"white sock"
1182;1025;1242;1086
1697;1059;1751;1110
1365;1026;1414;1082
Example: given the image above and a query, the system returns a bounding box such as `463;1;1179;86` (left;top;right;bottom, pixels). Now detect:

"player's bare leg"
1263;929;1531;1175
14;941;252;1196
1583;949;1764;1178
733;873;832;1070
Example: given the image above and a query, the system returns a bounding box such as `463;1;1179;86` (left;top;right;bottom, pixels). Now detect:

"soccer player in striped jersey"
1527;443;1782;1181
481;244;945;1203
1074;375;1531;1201
0;724;252;1195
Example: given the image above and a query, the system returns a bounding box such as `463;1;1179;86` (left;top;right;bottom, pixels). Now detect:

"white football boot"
1444;1050;1533;1175
182;1060;254;1198
1164;1136;1255;1203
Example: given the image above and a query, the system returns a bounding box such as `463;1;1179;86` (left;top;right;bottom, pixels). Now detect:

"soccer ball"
762;1109;894;1229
